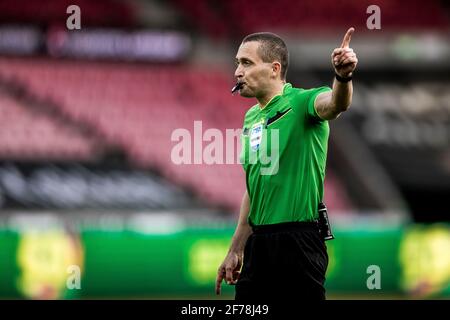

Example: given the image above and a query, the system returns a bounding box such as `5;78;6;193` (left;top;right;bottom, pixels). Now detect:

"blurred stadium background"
0;0;448;300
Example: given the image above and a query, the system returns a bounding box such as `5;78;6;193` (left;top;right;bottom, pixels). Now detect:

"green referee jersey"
240;83;332;225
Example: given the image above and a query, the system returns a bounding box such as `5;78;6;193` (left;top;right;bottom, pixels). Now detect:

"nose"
234;64;243;79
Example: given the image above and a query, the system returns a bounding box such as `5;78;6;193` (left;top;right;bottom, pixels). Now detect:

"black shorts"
235;221;329;301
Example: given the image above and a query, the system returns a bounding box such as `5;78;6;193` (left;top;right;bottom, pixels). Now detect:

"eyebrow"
235;57;252;63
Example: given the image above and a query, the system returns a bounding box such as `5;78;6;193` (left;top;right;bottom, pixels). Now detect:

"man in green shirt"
216;29;358;300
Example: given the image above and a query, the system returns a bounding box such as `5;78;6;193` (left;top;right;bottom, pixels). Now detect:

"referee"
215;28;358;300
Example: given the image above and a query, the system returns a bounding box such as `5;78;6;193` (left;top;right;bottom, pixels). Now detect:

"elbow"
327;112;341;120
339;99;352;112
336;101;351;115
327;102;351;120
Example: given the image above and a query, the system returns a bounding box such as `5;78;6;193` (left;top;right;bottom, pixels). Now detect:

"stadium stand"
171;0;450;37
0;0;135;28
0;57;354;212
0;88;98;161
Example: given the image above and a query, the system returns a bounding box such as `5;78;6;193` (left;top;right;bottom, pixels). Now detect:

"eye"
235;59;252;67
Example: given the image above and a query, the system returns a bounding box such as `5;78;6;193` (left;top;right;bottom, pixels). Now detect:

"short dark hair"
242;32;289;80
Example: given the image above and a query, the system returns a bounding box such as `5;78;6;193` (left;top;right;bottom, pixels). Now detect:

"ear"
272;61;281;79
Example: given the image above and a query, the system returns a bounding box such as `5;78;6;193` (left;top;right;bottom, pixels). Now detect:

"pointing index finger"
340;27;355;48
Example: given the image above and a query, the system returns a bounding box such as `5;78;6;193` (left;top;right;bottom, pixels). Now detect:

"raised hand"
331;27;358;78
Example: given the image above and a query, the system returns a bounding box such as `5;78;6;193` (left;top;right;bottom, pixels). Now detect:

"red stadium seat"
0;57;355;212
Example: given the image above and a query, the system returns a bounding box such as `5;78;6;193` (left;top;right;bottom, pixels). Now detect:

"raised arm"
315;27;358;120
215;190;252;295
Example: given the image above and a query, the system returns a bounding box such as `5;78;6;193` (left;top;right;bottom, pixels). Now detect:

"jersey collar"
258;83;291;113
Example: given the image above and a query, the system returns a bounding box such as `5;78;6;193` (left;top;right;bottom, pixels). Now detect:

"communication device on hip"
318;202;335;241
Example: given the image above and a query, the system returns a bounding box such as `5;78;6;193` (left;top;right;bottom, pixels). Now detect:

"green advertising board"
0;222;448;299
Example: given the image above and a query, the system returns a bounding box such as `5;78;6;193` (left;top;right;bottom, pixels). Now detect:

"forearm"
228;191;252;255
315;78;353;120
327;27;357;118
331;77;352;113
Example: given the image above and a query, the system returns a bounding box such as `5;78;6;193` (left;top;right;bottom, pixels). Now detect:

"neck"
257;81;285;109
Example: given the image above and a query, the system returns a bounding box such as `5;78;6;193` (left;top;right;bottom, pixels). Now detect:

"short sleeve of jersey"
305;86;332;121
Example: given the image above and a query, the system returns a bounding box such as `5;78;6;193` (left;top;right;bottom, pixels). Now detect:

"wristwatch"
335;73;352;83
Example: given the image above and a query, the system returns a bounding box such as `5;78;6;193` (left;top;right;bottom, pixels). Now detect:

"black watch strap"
335;73;352;83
